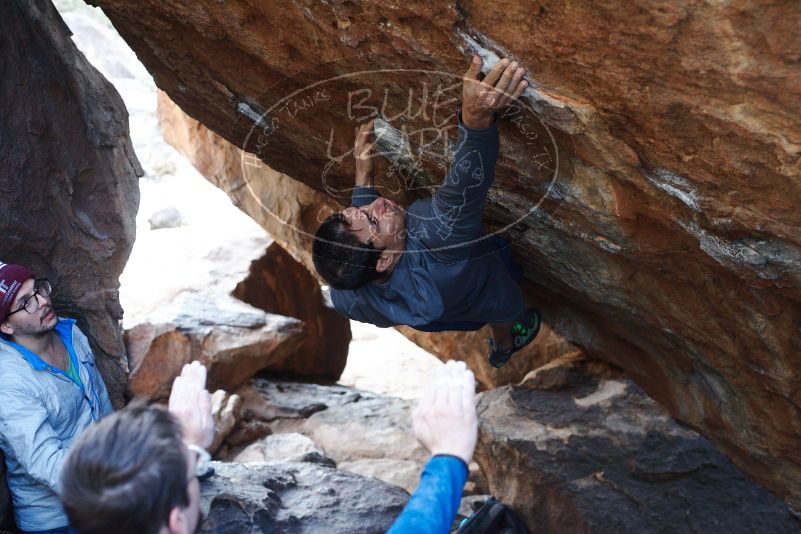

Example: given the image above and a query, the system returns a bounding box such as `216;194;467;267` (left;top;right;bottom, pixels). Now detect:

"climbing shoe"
487;308;541;368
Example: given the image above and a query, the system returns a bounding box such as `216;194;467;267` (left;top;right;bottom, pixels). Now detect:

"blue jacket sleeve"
414;113;499;262
387;455;469;534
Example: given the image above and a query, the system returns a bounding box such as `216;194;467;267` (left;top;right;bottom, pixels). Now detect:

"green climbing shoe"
487;308;542;368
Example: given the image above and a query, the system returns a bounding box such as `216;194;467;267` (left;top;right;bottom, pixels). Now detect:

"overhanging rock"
93;0;801;504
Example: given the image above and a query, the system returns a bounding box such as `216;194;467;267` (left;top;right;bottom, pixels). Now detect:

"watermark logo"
240;58;561;255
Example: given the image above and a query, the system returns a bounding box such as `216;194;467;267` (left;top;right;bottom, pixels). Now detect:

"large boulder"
121;179;347;394
233;241;351;381
0;0;140;406
233;378;430;494
92;0;801;502
475;355;801;533
125;295;303;399
199;461;407;534
396;324;578;390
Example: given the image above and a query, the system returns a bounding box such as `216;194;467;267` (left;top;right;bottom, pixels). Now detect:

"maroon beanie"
0;263;34;323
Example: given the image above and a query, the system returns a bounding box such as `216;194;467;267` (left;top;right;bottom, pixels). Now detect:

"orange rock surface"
94;0;801;504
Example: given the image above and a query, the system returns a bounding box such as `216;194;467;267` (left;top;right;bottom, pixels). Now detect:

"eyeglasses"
7;278;52;317
186;443;214;482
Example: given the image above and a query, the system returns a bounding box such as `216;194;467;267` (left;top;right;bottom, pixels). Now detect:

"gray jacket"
0;318;113;531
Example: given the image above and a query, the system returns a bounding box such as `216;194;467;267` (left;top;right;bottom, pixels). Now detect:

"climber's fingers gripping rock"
461;54;528;128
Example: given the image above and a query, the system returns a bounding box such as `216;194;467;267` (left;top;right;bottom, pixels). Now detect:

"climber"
313;54;541;367
0;262;114;534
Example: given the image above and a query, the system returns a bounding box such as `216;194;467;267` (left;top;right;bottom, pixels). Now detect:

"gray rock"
199;461;408;534
147;206;185;229
237;379;363;422
476;356;801;533
210;391;243;455
299;395;428;465
0;0;141;406
337;459;422;494
233;433;322;464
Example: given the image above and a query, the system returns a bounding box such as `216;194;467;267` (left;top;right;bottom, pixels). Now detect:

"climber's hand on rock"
461;54;528;129
168;361;215;450
354;119;376;186
412;359;478;465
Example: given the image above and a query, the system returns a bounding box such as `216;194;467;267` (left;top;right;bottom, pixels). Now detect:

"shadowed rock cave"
1;0;800;532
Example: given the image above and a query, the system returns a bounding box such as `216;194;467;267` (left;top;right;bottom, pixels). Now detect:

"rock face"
199;461;408;534
93;0;801;502
233;241;351;381
232;378;432;494
210;390;243;454
397;323;578;390
125;298;303;399
0;0;140;406
475;355;801;533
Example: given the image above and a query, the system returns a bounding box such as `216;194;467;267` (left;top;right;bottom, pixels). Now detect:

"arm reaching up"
388;360;478;534
352;119;381;207
168;361;214;450
417;55;528;259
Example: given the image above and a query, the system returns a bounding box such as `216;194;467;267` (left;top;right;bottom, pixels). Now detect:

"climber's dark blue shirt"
330;115;526;329
388;455;469;534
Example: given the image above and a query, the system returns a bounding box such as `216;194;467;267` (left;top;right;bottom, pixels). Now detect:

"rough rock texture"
238;379;427;463
475;355;801;533
94;0;801;502
125;298;303;400
233;433;323;464
0;0;140;406
233;378;430;493
397;323;578;390
159;93;573;389
121;191;348;394
199;461;407;534
233;241;351;381
210;390;243;454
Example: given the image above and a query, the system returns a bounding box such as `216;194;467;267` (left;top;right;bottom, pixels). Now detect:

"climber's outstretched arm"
419;55;528;260
388;360;477;534
350;119;381;207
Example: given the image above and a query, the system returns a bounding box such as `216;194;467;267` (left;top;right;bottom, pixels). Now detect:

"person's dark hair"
313;212;383;290
60;403;190;534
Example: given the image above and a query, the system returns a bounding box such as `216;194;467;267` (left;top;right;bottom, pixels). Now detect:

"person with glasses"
0;262;113;534
60;362;214;534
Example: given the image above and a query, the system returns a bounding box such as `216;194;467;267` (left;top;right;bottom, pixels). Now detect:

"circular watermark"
240;58;561;254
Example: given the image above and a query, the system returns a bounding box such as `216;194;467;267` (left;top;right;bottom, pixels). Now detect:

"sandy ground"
57;1;443;401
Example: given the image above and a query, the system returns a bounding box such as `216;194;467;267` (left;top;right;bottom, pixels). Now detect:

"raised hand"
411;360;478;465
354;119;377;186
168;361;214;450
461;55;528;129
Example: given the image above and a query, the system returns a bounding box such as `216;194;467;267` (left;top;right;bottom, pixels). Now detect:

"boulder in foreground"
475;355;801;533
199;461;407;533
